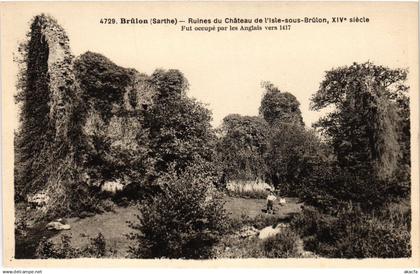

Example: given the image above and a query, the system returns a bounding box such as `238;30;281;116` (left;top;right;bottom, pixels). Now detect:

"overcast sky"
2;2;417;128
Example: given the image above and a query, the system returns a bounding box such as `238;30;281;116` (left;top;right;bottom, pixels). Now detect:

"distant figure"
266;190;277;214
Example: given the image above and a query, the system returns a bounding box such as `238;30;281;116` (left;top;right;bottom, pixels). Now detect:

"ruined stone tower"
15;14;156;215
15;14;81;213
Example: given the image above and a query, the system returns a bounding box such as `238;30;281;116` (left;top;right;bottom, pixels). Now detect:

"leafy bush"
291;205;411;258
262;228;300;258
290;163;394;214
127;167;228;259
213;234;264;258
331;205;411;258
36;235;79;259
82;233;107;258
14;217;28;237
290;206;337;252
35;233;109;258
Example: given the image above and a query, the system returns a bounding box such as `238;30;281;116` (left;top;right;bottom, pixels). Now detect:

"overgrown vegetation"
36;233;111;258
213;212;301;258
15;15;411;259
282;63;411;258
127;167;228;259
217;115;270;184
14;14;83;217
291;204;411;258
262;228;300;258
310;63;410;200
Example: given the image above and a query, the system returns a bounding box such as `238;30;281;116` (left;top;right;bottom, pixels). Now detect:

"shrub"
213;234;265;258
290;206;336;236
127;167;228;259
332;206;411;258
35;235;79;259
35;233;109;258
82;233;107;258
99;199;116;212
291;164;397;214
14;217;28;237
291;205;411;258
262;228;300;258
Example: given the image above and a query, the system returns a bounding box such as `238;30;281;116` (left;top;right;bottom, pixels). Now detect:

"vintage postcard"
1;1;419;268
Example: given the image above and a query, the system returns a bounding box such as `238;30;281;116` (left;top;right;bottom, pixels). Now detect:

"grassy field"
48;205;139;257
225;196;302;220
43;196;303;257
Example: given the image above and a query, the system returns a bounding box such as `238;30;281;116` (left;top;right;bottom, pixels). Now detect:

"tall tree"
145;69;217;177
311;62;409;183
218;114;270;182
266;123;328;189
259;81;304;127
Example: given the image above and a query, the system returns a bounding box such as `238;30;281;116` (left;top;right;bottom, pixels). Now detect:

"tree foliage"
259;81;304;127
128;166;228;259
218;114;270;182
291;205;411;258
311;62;410;198
74;51;134;121
145;69;218;177
266;124;329;190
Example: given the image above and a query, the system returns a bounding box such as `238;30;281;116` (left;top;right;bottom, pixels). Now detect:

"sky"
1;2;418;128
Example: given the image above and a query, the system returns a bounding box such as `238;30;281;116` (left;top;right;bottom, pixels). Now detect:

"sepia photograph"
0;1;419;268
